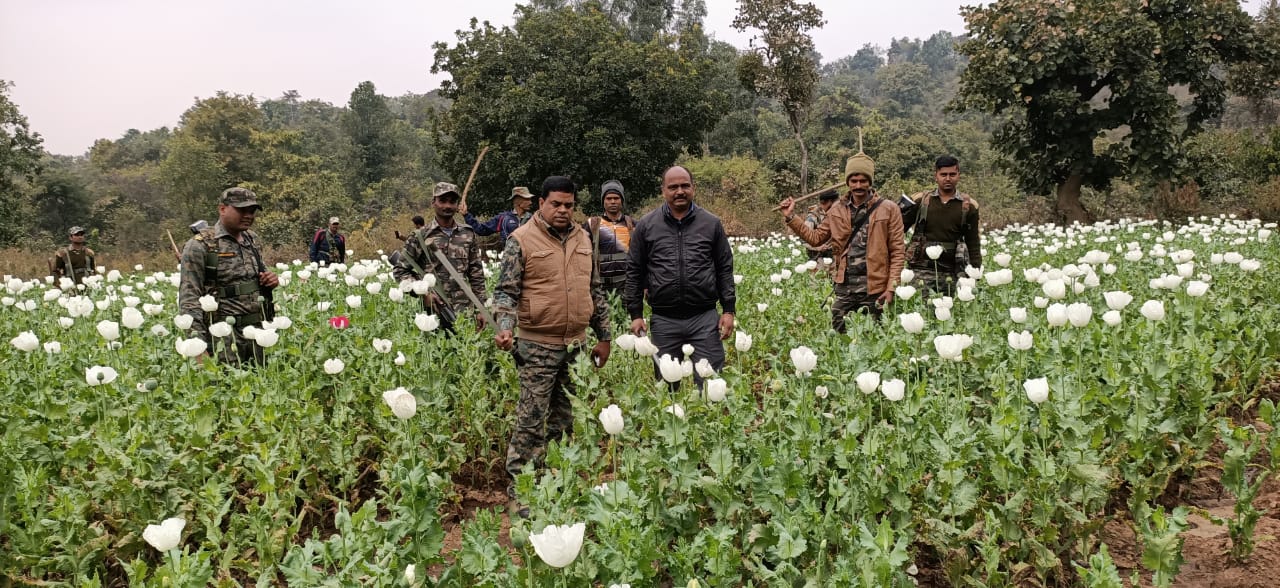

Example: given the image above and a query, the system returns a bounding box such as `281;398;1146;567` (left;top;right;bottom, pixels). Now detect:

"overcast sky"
0;0;1264;155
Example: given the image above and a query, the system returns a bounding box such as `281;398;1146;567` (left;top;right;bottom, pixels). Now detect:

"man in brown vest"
492;175;612;518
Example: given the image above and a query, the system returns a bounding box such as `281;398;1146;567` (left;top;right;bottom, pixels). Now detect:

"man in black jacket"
625;166;736;386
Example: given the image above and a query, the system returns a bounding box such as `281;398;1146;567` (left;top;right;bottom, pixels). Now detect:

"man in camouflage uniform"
179;187;280;365
493;176;612;519
803;189;838;262
902;156;982;296
393;183;487;332
780;151;906;332
52;226;95;287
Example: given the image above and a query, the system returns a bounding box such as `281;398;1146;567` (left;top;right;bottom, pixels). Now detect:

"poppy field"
3;215;1279;587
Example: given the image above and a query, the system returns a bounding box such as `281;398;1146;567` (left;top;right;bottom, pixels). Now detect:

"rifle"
430;246;495;328
246;237;276;323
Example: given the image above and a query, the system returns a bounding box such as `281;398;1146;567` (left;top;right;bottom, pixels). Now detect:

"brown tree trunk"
1055;173;1095;225
795;128;809;195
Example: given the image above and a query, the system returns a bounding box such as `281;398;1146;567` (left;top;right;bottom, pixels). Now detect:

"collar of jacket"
531;210;577;242
424;217;464;235
214;220;254;244
661;203;700;225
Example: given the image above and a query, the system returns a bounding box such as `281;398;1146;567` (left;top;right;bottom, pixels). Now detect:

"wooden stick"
771;182;844;212
166;230;182;262
460;145;490;205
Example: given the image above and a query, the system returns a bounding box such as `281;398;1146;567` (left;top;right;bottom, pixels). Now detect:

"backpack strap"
195;228;219;289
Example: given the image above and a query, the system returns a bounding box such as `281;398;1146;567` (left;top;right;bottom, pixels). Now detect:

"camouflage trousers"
832;282;883;333
912;265;958;297
211;324;266;366
505;339;578;489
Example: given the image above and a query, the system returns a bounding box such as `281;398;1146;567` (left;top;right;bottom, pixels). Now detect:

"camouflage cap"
512;186;534;199
433;182;461;199
220;187;260;209
69;226;86;236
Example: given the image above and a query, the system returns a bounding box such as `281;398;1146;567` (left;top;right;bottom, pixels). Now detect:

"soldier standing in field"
179;187;280;365
779;151;906;332
310;217;347;265
902;155;983;296
393;183;487;332
461;186;535;243
493;176;612;519
52;226;95;287
586;180;636;297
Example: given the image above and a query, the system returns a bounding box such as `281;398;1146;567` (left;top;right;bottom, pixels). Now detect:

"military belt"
217;280;260;298
231;310;266;326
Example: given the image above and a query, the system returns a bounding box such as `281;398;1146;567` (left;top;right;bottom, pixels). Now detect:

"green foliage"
29;156;92;238
342;81;399;190
956;0;1259;221
176;92;266;185
0;80;44;247
431;3;725;216
733;0;824;192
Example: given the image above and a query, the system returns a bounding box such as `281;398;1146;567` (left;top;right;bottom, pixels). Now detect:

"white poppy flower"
324;358;345;375
899;312;925;334
926;245;944;260
1007;330;1033;351
789;346;817;376
856;371;881;394
85;365;119;386
414;313;440;332
209;322;233;338
657;354;685;383
1140;300;1166;321
44;341;62;354
881;379;906;401
634;336;659;357
615;333;636;351
394;351;407;366
1066;302;1092;327
142;517;186;551
372;338;393;353
598;404;624;435
695;358;716;378
734;331;753;352
10;331;38;352
96;320;121;341
1102;310;1122;326
1024;377;1049;404
528;522;586;568
1046;303;1068;327
1009;307;1028;324
175;338;207;358
382;387;417;419
664;404;686;418
198;295;218;312
706;378;727;402
173;314;194;330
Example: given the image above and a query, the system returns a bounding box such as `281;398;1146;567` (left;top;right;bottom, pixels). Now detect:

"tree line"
1;0;1277;254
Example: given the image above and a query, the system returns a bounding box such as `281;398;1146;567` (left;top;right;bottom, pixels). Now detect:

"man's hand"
590;340;611;369
718;312;735;340
876;290;895;307
475;313;488;331
630;318;647;336
395;230;404;241
495;329;514;351
426;292;443;308
259;271;280;289
778;197;795;217
458;202;469;216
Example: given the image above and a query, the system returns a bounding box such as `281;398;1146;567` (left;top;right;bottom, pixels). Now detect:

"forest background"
1;0;1278;275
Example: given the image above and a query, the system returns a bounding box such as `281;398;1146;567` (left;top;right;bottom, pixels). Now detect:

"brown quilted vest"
510;217;595;345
